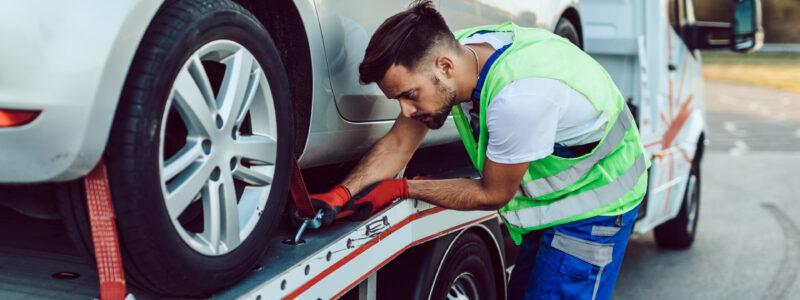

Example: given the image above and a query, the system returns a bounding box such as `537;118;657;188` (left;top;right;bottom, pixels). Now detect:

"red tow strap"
84;161;127;300
81;158;310;299
289;157;316;219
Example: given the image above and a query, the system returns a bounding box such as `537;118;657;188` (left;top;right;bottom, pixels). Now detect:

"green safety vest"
451;22;650;244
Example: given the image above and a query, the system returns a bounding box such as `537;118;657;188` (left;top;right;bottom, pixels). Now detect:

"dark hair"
358;0;457;84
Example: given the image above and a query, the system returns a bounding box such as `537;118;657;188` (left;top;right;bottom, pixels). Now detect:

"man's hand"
309;113;423;225
310;185;352;225
345;179;409;220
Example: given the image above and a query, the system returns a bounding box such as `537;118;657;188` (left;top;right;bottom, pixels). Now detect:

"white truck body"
581;0;708;234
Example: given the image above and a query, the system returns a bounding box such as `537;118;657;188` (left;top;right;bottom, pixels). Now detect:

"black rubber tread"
429;231;497;300
56;180;94;258
57;179;155;290
58;0;294;296
555;17;582;49
654;162;701;249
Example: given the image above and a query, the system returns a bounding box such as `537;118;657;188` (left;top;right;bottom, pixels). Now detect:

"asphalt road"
614;81;800;299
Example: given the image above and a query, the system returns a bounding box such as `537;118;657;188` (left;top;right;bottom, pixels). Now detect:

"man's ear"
434;55;455;78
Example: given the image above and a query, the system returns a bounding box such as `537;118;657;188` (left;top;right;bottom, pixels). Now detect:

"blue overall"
467;34;639;299
507;206;639;300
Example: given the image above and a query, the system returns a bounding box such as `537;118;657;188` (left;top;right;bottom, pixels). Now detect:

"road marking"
723;121;736;133
761;203;800;299
718;94;735;105
723;121;746;137
729;140;749;156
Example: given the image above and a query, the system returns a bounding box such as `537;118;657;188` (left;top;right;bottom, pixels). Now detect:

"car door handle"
668;64;677;71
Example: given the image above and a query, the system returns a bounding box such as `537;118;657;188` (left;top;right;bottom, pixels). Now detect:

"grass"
702;52;800;66
702;52;800;93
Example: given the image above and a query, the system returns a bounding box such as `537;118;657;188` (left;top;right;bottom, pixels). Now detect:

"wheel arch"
14;0;163;182
694;131;707;169
463;222;508;300
678;110;707;191
426;221;507;300
560;6;584;47
234;0;313;156
52;0;314;180
375;219;507;299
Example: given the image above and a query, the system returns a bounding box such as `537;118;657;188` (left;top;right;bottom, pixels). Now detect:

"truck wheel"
555;17;582;48
59;0;293;296
654;164;701;249
430;232;497;300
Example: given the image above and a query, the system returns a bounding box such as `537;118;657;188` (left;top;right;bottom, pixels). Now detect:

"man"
311;1;649;299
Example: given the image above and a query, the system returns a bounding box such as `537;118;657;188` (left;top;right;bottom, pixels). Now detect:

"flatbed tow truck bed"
0;197;497;299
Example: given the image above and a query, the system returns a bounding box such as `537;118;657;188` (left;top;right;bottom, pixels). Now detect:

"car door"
313;0;409;122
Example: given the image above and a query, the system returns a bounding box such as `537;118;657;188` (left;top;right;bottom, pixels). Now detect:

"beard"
412;76;458;129
414;110;450;129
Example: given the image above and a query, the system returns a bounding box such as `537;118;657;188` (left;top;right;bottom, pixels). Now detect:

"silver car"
0;0;580;296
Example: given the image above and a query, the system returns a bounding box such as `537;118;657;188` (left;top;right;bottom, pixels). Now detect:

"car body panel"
297;0;460;167
0;0;161;182
0;0;581;180
300;0;579;167
316;0;577;123
311;0;407;122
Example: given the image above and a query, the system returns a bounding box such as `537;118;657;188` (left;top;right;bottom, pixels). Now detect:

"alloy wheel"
447;272;480;300
158;40;278;256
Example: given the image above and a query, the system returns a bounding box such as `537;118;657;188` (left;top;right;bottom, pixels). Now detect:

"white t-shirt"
460;32;608;164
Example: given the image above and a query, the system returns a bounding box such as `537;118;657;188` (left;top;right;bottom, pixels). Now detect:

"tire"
654;163;701;249
430;232;497;300
59;0;294;296
555;17;582;49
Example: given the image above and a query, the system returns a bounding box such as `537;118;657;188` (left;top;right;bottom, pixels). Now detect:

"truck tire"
654;163;701;249
555;17;582;49
59;0;293;296
430;232;497;300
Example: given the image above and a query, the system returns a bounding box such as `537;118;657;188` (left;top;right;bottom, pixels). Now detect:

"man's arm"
341;113;428;195
407;159;529;210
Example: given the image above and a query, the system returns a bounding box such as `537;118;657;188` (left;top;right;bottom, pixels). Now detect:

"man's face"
379;64;457;129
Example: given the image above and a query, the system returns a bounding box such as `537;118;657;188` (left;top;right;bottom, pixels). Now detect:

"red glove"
310;185;352;225
345;179;409;221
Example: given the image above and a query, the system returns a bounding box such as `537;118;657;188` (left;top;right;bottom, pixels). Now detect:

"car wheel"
555;17;582;49
654;163;701;249
430;232;497;300
59;0;293;296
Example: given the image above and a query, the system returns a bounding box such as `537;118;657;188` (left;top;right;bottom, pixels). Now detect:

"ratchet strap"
290;157;316;219
84;161;127;300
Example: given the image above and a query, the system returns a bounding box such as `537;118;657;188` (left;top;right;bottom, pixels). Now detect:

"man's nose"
399;100;416;118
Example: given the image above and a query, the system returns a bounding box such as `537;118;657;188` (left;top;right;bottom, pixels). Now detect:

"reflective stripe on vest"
502;152;647;228
521;105;636;197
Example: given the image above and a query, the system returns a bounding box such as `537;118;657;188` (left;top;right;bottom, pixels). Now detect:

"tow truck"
0;0;761;299
1;142;509;299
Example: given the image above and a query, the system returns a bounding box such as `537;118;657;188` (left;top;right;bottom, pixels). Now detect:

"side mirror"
731;0;764;52
685;0;764;52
